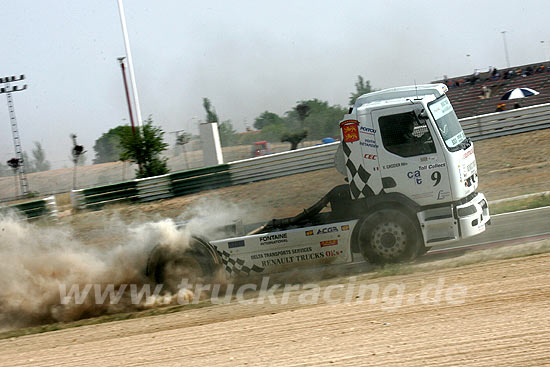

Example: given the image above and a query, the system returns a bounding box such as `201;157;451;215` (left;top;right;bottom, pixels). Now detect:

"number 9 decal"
431;171;441;186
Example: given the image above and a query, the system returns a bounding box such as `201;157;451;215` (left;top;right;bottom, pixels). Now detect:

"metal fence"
461;103;550;140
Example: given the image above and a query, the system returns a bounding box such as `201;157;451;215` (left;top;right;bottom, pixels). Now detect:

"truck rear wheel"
146;236;220;292
358;209;421;264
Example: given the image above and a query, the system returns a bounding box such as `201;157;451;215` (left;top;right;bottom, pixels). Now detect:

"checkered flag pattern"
342;142;374;199
217;249;264;276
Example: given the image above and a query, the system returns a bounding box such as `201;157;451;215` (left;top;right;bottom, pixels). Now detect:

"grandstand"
434;61;550;118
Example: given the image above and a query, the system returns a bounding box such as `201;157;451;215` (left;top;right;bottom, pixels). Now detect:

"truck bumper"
456;192;490;239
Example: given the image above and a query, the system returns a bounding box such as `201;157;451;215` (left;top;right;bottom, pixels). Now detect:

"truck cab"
340;84;490;247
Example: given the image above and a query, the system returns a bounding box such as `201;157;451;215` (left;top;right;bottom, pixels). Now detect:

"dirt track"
1;251;549;366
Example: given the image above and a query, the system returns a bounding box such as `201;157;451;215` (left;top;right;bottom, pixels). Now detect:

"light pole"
6;157;20;199
1;75;29;196
70;134;85;190
501;31;511;68
541;41;550;63
116;0;143;129
466;54;474;73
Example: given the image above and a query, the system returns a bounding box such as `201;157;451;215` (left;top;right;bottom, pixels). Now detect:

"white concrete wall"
199;122;224;166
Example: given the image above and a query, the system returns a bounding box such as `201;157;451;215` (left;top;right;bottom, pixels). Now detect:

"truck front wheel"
358;209;421;264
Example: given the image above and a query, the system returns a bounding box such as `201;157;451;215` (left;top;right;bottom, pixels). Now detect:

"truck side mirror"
418;109;429;120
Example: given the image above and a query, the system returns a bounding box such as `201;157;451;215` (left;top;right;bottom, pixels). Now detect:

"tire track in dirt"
0;252;549;366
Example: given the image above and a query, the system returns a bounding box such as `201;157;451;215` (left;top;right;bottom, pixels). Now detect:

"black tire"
358;209;421;264
146;236;220;292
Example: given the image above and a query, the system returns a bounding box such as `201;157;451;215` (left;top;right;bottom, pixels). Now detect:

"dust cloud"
0;197;250;329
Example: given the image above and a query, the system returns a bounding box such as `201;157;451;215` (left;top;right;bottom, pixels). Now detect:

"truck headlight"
458;205;476;217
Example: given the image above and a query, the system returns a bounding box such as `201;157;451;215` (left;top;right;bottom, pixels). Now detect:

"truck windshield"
428;95;467;151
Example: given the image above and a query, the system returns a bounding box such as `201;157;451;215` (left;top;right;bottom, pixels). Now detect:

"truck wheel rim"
371;222;407;258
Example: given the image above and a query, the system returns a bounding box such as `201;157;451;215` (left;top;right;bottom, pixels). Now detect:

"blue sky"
1;0;549;168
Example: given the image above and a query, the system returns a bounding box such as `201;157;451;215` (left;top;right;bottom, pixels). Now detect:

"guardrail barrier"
70;104;549;209
0;195;58;220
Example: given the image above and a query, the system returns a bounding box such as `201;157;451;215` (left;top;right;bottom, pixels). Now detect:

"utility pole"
117;57;136;135
1;74;29;197
118;56;142;173
501;31;511;68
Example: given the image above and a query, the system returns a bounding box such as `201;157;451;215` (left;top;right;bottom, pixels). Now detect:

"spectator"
480;86;491;99
514;102;522;109
496;103;506;112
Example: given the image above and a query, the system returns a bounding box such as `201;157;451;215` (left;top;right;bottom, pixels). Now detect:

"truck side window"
378;111;436;157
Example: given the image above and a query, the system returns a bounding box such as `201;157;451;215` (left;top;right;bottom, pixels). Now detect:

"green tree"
31;142;51;172
202;97;219;123
253;111;286;130
119;117;169;179
281;129;308;150
0;161;10;177
258;123;288;142
285;99;346;140
349;75;374;105
93;125;132;164
218;120;238;147
21;151;35;173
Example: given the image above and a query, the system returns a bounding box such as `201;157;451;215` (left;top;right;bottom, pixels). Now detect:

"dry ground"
0;248;549;366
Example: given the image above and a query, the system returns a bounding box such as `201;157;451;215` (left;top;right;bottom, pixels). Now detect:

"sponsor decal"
418;162;446;171
363;153;377;160
305;230;314;236
407;170;422;185
437;190;451;200
317;226;338;234
320;240;338;247
228;240;245;249
340;120;360;143
467;161;476;172
360;141;379;148
463;148;474;159
383;162;408;169
359;126;376;135
431;171;442;186
263;249;292;258
341;225;350;231
259;233;288;246
260;250;342;267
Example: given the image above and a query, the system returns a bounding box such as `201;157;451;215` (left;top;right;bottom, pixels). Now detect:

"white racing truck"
146;84;490;287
